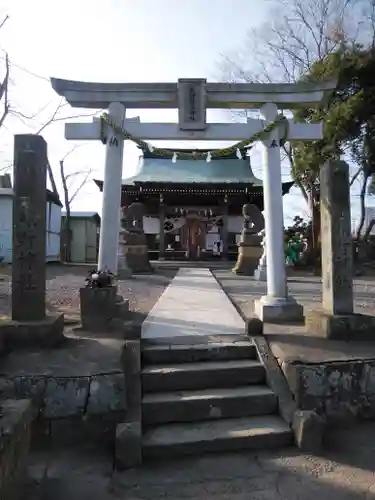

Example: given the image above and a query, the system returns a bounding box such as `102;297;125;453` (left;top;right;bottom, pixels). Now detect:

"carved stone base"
305;309;375;340
80;286;130;331
0;313;65;350
254;296;304;323
232;235;262;276
122;245;153;274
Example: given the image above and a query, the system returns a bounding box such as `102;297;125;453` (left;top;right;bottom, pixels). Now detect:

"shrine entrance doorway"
185;215;205;260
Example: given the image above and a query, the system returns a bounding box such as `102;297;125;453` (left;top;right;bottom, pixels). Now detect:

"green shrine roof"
94;149;295;195
123;148;262;186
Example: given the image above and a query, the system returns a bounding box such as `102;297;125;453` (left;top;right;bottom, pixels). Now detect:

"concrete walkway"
141;268;245;340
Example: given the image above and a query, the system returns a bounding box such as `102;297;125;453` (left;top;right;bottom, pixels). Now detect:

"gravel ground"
0;264;176;320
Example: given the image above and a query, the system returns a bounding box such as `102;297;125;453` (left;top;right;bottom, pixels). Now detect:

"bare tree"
218;0;375;268
220;0;369;84
59;146;92;262
0;15;10;136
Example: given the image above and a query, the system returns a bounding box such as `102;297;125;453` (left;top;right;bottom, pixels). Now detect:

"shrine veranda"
51;77;335;321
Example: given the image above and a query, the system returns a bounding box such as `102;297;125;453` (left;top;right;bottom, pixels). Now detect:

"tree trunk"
356;171;370;242
60;160;72;262
310;188;321;275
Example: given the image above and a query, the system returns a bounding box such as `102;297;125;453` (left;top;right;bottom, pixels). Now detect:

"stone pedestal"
79;286;129;331
0;314;65;349
254;295;303;323
305;309;375;340
122;245;153;274
305;160;373;340
232;235;262;275
232;204;265;276
119;203;153;274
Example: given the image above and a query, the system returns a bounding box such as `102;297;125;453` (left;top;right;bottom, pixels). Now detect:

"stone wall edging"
0;369;126;420
279;357;375;421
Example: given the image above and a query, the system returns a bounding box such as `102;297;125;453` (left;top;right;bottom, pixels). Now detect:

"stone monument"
119;202;153;274
232;204;265;275
254;230;267;281
0;135;64;348
305;160;375;339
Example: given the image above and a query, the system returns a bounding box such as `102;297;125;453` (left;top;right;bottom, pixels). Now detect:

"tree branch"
350;165;363;186
68;169;93;205
0;15;9;31
0;52;10;130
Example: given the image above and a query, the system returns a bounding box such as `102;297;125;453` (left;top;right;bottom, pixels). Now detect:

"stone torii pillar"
98;102;127;274
254;103;303;322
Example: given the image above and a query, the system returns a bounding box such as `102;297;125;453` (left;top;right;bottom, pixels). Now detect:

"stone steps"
142;415;293;458
142;385;278;425
141;339;293;458
142;340;257;365
142;359;265;393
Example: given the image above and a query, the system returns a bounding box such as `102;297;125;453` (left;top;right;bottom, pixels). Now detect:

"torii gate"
50;77;335;322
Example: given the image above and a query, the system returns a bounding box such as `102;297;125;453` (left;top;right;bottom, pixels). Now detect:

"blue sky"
0;0;371;228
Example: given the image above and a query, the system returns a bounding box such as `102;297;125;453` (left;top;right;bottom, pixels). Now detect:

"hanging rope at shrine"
99;112;289;162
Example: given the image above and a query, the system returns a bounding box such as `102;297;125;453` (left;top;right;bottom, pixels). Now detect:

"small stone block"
305;309;375;340
0;314;65;349
254;299;304;323
246;317;263;336
80;286;118;331
121;340;141;420
115;421;142;470
292;410;325;453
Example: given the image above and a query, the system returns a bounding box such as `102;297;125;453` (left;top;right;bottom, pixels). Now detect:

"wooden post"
159;198;165;260
221;198;229;260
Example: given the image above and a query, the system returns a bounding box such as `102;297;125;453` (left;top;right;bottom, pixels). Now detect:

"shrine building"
94;148;294;261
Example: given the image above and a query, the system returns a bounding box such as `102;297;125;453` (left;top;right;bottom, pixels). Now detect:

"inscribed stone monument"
305;160;375;339
0;135;64;348
12;135;47;321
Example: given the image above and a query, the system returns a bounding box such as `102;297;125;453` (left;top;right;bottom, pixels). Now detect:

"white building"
0;175;62;263
61;211;100;264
